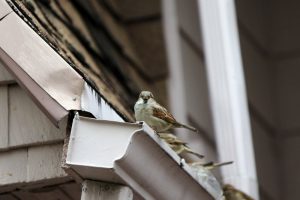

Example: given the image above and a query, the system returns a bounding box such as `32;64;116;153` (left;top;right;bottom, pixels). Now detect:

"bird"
189;161;233;170
223;184;254;200
134;91;197;133
158;133;204;158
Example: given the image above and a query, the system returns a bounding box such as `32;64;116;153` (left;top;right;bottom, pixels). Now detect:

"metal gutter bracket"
65;116;223;199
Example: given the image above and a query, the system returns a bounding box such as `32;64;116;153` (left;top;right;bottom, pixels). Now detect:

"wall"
176;0;217;162
236;1;280;199
164;1;300;199
237;0;300;199
270;1;300;199
171;0;280;188
0;62;74;197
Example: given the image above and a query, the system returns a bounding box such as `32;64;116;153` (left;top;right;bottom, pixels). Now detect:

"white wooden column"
81;180;133;200
197;0;259;198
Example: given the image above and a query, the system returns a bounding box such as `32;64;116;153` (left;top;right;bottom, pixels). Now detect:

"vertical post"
81;180;133;200
162;0;188;125
198;0;259;198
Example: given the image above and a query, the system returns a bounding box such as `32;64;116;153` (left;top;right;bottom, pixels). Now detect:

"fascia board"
0;11;82;125
0;7;124;125
0;13;84;111
0;47;68;126
65;115;222;200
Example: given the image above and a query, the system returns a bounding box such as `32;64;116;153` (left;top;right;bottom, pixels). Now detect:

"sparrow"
223;184;254;200
189;161;233;170
159;133;204;158
134;91;197;133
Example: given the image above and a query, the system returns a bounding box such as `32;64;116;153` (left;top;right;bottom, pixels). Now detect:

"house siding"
0;64;70;193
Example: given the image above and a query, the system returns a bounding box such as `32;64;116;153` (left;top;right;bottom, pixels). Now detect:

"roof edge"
0;3;132;125
0;47;68;127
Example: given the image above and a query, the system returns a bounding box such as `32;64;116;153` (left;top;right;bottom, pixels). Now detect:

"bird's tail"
185;148;205;158
202;161;234;170
190;161;234;170
179;123;198;132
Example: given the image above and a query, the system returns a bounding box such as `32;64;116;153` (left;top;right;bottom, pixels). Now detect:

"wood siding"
8;85;65;148
0;182;81;200
0;64;70;196
237;3;280;199
235;0;300;199
162;1;218;183
0;85;8;148
0;143;69;189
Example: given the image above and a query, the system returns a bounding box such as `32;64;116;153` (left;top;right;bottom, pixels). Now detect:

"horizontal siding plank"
8;85;65;148
0;144;69;187
0;86;8;149
0;149;27;185
27;144;67;182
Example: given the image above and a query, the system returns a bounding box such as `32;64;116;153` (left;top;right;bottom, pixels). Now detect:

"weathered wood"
0;144;69;187
31;187;72;200
0;148;27;185
0;62;14;84
8;85;65;148
0;194;18;200
27;144;67;182
108;0;160;20
12;190;39;200
81;180;133;200
0;85;8;149
59;182;82;200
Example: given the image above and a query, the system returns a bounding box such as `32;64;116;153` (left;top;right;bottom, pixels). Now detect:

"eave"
64;115;223;200
0;0;125;126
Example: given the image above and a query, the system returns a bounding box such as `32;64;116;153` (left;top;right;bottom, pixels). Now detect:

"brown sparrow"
159;133;204;158
190;161;233;170
223;184;254;200
134;91;197;133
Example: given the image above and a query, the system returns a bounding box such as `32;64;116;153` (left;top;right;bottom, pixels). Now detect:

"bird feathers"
152;105;177;125
134;90;198;133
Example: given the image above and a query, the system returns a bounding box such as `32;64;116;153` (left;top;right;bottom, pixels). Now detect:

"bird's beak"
142;97;149;104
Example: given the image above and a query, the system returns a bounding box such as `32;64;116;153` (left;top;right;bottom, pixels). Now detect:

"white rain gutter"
64;114;224;200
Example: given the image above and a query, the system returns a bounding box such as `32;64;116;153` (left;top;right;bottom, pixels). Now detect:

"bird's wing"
152;104;178;125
